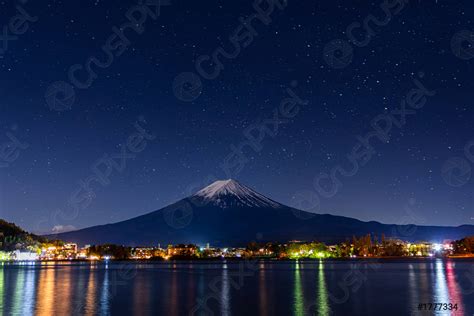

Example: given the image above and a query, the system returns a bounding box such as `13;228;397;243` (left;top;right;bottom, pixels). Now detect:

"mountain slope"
49;180;474;246
0;219;46;249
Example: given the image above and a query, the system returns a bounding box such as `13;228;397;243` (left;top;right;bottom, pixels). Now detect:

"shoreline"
3;255;474;264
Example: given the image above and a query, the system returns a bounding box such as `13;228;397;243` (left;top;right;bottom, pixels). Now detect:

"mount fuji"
49;179;474;246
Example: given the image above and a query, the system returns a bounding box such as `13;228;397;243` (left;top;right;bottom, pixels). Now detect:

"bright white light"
13;251;38;261
433;244;442;252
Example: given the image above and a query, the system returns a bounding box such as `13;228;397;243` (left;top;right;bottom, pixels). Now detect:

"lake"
1;259;473;315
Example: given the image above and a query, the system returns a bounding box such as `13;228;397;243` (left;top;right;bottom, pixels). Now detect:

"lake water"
1;259;473;315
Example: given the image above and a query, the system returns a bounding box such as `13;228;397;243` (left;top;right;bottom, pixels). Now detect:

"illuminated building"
40;243;79;260
12;250;38;261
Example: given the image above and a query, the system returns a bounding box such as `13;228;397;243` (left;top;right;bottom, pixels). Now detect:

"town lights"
13;251;38;261
433;244;442;252
443;244;453;250
0;251;10;261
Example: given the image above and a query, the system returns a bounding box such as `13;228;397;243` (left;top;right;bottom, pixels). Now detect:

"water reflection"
186;266;195;310
317;260;330;316
197;271;205;313
445;260;464;314
12;264;24;314
57;266;72;315
259;262;269;316
408;264;419;309
293;261;304;316
0;260;471;315
220;263;230;316
168;265;178;316
133;273;150;315
0;265;3;315
36;264;55;316
85;265;97;315
419;262;431;304
100;266;110;315
409;260;467;315
23;266;36;315
434;260;449;305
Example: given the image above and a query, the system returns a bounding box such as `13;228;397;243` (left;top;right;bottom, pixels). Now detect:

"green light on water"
0;264;3;314
13;268;24;314
293;261;304;316
317;260;330;316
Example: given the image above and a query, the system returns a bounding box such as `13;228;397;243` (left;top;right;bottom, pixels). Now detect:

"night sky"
1;0;473;233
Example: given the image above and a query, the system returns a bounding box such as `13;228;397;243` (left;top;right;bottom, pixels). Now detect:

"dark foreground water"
1;259;473;315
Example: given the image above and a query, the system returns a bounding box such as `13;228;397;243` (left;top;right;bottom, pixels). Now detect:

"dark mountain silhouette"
0;219;47;250
49;179;474;246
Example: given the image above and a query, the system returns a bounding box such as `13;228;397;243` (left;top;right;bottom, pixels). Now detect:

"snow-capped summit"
192;179;282;208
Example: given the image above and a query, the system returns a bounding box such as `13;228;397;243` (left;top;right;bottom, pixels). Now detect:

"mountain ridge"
47;179;474;246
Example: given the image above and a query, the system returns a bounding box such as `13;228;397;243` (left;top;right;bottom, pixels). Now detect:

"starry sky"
0;0;473;233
